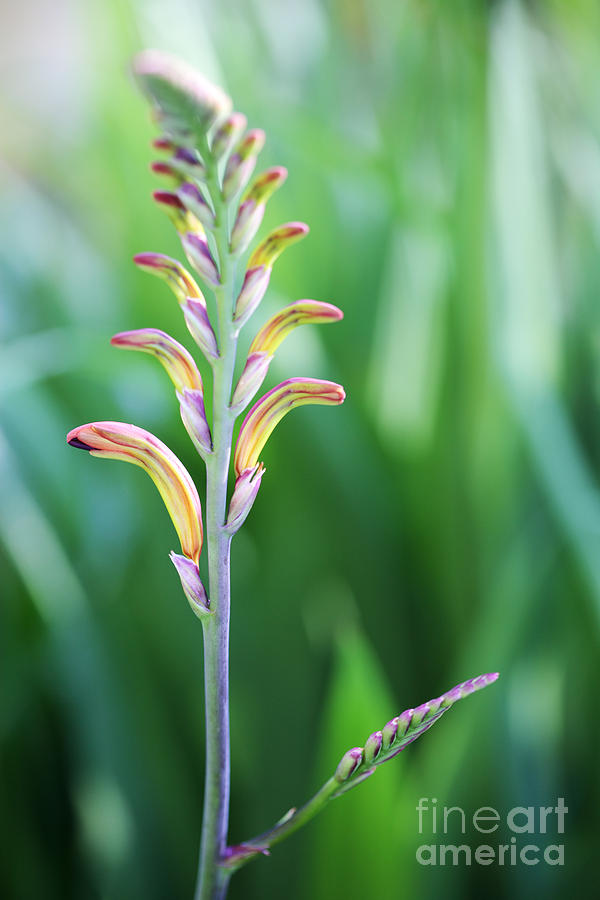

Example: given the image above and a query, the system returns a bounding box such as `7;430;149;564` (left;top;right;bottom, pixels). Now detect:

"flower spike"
67;422;203;563
111;328;204;394
234;378;345;476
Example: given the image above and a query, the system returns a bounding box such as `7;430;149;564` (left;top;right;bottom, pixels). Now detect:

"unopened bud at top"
133;50;232;141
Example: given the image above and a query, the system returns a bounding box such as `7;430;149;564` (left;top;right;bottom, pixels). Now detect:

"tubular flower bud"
225;464;265;534
211;112;247;160
249;300;343;356
363;731;383;764
230;352;272;415
133;252;204;303
230;167;288;255
182;232;220;287
133;50;232;140
233;378;346;476
178;388;213;456
182;298;219;360
67;422;203;563
223;129;266;200
153;190;204;234
247;222;309;269
335;748;363;783
111;329;203;394
167;146;206;180
170;552;211;618
233;266;271;326
177;182;215;230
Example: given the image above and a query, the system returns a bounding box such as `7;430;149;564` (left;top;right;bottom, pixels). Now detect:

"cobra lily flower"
230;167;288;254
234;378;345;476
133;251;204;302
249;300;343;355
153;190;204;234
233;224;310;327
67;421;203;563
247;221;308;269
223;129;266;200
231;301;343;413
111;328;204;394
132;253;219;360
133;49;232;141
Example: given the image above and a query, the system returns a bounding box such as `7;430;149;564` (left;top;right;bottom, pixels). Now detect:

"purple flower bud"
334;747;363;783
363;731;383;764
182;232;220;286
233;266;271;326
223;129;266;200
177;182;215;230
382;717;399;749
230;199;265;255
170;552;211;618
211;112;247;160
178;388;213;456
396;709;413;739
230;352;272;415
182;298;219;360
225;464;265;534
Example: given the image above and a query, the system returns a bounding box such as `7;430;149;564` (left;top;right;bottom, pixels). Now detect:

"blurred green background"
1;0;599;897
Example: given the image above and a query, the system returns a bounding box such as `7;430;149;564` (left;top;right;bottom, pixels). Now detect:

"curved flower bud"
177;182;215;230
334;748;363;783
230;352;272;415
230;167;288;255
67;422;203;563
178;388;213;456
223;129;266;200
225;463;265;534
133;50;232;141
111;328;203;394
249;300;343;356
182;298;219;360
211;112;247;160
153;190;204;234
233;266;271;326
247;222;308;269
170;552;211;618
182;232;220;286
133;252;204;303
233;378;345;476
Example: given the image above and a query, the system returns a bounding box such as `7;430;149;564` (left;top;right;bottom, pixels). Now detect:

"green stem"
194;148;239;900
224;777;340;872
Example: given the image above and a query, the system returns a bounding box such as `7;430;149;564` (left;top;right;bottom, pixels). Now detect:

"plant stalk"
194;149;238;900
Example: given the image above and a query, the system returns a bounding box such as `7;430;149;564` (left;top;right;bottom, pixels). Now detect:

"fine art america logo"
416;797;567;866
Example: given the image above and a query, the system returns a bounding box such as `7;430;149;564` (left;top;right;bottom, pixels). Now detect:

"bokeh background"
1;0;599;897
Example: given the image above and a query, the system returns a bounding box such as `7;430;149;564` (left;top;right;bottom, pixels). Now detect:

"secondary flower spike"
111;328;204;394
234;378;345;476
67;421;203;563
